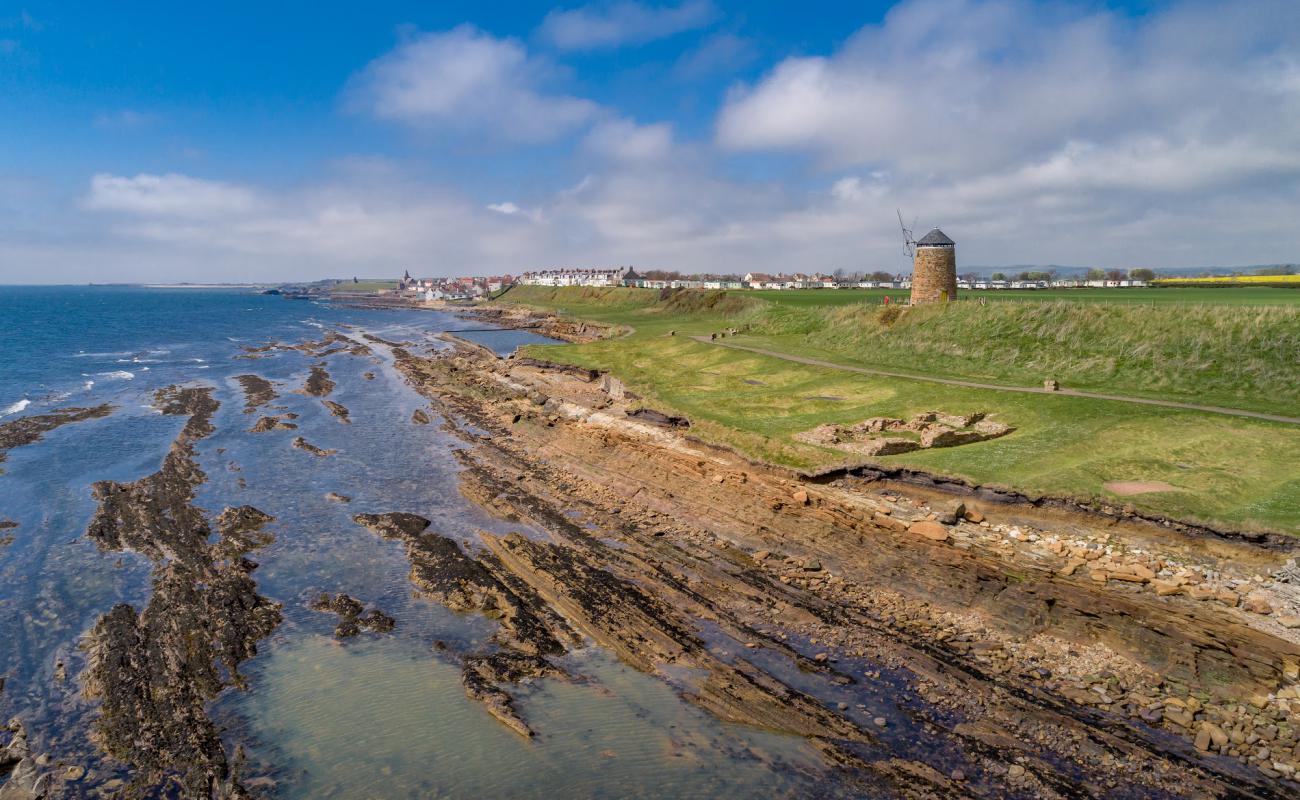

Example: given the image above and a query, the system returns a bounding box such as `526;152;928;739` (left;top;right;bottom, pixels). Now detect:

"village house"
520;267;632;287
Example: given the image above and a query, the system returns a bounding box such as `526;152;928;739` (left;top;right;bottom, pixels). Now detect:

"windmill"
897;209;918;260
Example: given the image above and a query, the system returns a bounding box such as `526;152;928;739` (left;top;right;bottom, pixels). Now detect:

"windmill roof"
916;228;954;246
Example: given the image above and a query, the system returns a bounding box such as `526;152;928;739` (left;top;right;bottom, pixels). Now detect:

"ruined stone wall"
911;245;957;305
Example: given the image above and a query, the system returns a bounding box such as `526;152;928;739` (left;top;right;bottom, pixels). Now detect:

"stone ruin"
795;411;1014;457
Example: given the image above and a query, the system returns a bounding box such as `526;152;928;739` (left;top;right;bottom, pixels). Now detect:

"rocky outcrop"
82;386;280;798
298;365;335;398
375;339;1300;797
0;719;51;800
460;652;565;737
321;400;350;423
233;375;276;413
308;593;395;638
292;437;335;457
248;414;297;433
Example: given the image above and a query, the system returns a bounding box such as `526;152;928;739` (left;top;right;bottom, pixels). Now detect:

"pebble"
873;717;888;727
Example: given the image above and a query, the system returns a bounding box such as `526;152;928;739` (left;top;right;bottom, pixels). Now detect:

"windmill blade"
897;209;916;258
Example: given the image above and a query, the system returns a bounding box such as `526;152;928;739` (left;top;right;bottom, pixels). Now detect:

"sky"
1;0;1298;282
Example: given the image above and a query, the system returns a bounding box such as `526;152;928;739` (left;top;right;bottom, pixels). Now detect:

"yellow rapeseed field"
1154;274;1300;284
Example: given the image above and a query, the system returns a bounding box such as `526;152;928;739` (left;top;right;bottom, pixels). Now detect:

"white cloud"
85;173;261;218
718;0;1300;179
349;25;598;142
539;0;716;51
583;118;674;161
11;0;1300;283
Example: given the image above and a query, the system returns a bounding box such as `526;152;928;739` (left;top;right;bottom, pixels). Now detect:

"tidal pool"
228;634;835;799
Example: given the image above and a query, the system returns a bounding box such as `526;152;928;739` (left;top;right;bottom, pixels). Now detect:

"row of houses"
516;268;920;290
435;268;1151;295
398;271;514;301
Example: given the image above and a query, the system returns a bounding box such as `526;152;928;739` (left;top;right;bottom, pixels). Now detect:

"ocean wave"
72;351;133;358
1;399;31;417
96;370;135;380
83;380;95;391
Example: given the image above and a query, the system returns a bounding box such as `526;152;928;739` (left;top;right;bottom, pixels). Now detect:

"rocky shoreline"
371;331;1300;798
79;387;281;798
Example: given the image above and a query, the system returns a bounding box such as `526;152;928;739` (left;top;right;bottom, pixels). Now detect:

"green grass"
751;286;1300;307
736;300;1300;416
494;286;1300;533
331;279;398;293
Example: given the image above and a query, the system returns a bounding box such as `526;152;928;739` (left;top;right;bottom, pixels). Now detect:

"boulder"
1243;593;1273;615
973;419;1013;438
908;520;950;543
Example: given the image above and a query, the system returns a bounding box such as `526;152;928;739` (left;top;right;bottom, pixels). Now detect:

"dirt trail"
694;336;1300;425
374;338;1300;798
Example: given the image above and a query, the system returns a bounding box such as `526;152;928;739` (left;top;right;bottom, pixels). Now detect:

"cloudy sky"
2;0;1298;282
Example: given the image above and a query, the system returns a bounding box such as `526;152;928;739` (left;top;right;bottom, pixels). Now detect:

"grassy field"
751;286;1300;307
737;300;1300;415
331;279;398;293
493;285;1300;533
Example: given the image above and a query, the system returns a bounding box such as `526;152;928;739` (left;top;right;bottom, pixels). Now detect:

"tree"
991;272;1006;281
960;272;979;282
833;268;845;280
1085;268;1106;281
1130;268;1156;281
869;271;894;282
1106;269;1127;281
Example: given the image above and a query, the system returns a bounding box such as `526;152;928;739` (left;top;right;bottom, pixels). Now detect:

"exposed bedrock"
81;386;281;798
375;340;1300;797
233;375;276;413
298;364;335;398
308;592;394;638
321;399;350;423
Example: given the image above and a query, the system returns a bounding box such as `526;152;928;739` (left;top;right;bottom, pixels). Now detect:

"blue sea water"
0;286;837;798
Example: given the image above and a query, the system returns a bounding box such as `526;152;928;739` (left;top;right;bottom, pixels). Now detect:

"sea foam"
1;399;31;417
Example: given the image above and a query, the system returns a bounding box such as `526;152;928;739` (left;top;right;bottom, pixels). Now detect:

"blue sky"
1;0;1297;281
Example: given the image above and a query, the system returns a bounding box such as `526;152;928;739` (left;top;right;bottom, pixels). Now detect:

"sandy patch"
1104;480;1178;496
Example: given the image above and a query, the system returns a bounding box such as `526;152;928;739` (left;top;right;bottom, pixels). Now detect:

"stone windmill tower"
910;228;957;305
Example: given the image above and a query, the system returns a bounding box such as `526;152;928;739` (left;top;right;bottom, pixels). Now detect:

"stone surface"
908;521;950;542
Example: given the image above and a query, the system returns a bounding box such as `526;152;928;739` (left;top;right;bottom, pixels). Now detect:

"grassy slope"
500;286;1300;533
738;300;1300;415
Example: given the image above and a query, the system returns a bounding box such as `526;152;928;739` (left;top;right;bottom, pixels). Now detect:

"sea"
0;286;839;798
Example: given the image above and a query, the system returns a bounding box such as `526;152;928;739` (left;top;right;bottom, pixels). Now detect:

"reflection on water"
232;635;829;800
